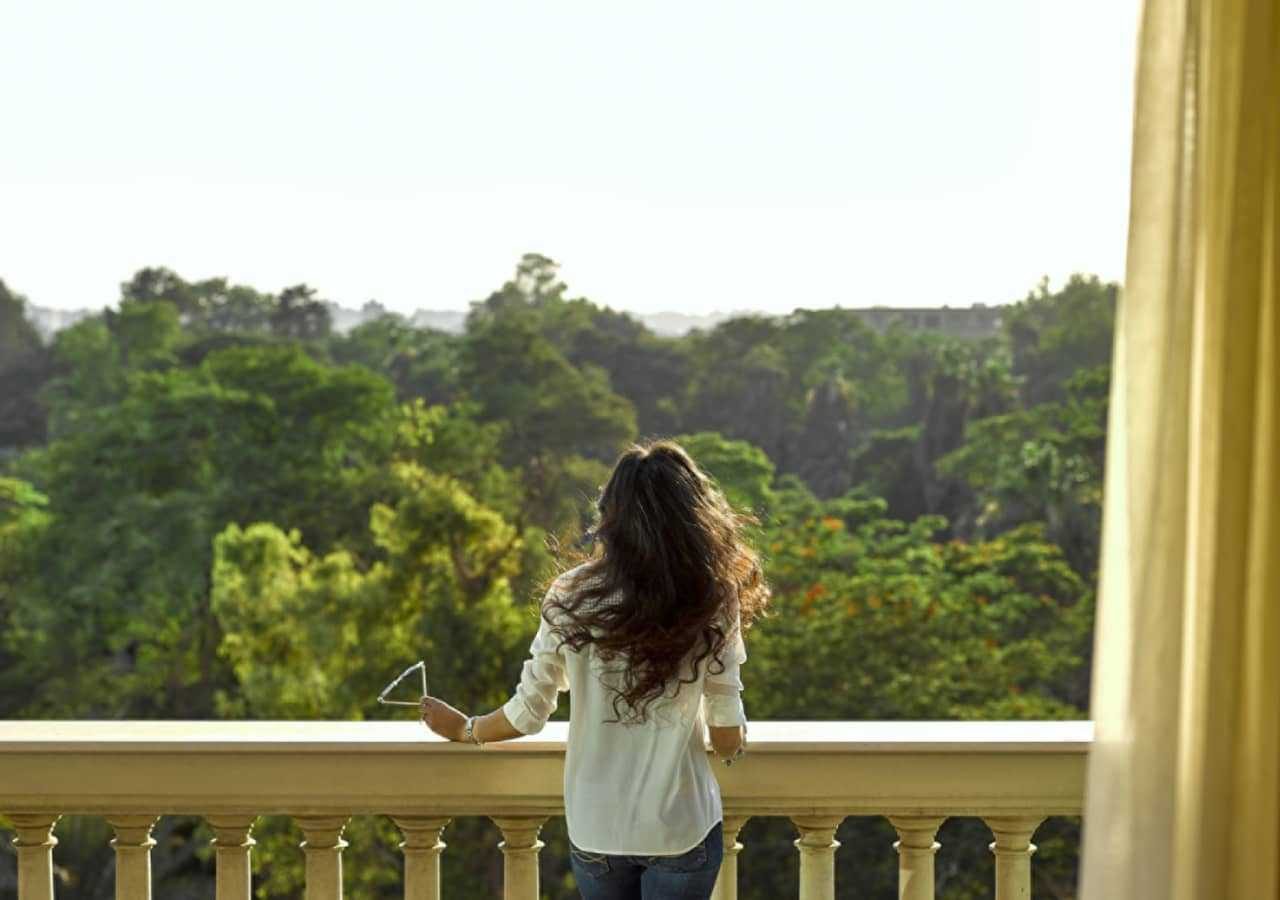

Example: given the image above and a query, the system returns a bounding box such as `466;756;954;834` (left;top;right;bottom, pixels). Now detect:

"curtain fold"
1080;0;1280;897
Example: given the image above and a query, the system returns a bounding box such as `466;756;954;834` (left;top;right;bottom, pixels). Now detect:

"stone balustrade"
0;720;1090;899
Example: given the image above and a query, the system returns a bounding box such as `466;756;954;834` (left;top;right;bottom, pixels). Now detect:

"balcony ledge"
0;719;1092;754
0;720;1091;819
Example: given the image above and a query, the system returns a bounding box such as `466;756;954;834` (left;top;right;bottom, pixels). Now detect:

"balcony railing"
0;720;1091;899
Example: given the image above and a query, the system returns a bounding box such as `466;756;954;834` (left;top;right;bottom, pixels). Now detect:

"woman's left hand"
420;695;467;742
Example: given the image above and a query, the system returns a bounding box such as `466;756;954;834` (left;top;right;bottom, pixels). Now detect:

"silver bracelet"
463;715;485;746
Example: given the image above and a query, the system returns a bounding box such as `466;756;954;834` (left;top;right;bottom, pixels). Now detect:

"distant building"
849;304;1004;339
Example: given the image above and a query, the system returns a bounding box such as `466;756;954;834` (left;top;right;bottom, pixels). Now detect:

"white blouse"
499;565;749;856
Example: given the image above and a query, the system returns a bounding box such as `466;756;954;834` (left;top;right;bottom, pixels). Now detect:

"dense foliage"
0;256;1115;898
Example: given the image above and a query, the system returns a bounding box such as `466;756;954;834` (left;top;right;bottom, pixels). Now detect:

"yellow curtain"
1080;0;1279;897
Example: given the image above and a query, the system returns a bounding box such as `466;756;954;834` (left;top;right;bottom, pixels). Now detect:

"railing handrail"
0;719;1093;754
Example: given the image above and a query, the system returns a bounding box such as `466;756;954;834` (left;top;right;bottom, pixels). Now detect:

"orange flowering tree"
751;495;1090;722
694;436;1093;900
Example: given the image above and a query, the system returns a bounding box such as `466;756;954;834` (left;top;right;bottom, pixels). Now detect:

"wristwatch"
462;715;484;746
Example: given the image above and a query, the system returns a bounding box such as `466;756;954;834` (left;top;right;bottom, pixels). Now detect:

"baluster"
297;815;350;900
491;816;547;900
392;816;450;900
888;815;944;900
790;814;843;900
107;815;159;900
9;813;60;900
983;816;1044;900
711;813;750;900
207;815;257;900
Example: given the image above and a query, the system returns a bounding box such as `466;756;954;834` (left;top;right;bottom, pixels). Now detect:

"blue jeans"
569;820;723;900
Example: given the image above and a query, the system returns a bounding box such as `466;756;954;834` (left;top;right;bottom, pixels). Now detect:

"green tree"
328;316;461;405
1005;274;1117;406
6;345;398;720
0;478;49;715
120;266;213;322
210;461;533;898
104;298;182;370
683;317;793;465
120;267;278;335
673;431;777;518
792;374;860;498
40;316;125;439
0;280;43;369
269;284;333;340
850;335;1018;527
938;364;1109;581
0;281;52;452
467;254;694;438
460;311;636;534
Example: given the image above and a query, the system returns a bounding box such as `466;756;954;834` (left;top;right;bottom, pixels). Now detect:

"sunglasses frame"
377;660;428;707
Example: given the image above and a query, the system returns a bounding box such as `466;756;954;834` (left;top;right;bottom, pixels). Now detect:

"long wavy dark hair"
542;439;771;725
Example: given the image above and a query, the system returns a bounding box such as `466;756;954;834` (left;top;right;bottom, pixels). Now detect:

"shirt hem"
567;816;723;857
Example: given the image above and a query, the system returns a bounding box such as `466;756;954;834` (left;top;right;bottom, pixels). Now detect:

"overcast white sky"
1;1;1140;315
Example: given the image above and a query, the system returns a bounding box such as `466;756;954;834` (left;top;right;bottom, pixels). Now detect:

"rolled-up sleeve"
702;609;748;727
501;608;570;735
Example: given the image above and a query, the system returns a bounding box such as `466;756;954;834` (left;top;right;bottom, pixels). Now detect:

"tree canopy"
0;256;1113;899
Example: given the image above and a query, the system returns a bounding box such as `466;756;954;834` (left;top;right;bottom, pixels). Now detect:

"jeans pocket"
570;844;611;878
647;841;709;874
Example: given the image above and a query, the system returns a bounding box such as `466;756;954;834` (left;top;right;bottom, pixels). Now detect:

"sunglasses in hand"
377;660;427;707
